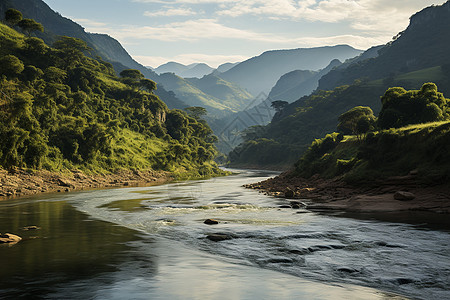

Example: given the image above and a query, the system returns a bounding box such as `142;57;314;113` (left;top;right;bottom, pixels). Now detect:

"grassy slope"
295;121;450;185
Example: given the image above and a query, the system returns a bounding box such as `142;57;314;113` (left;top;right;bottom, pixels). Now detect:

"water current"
1;169;449;299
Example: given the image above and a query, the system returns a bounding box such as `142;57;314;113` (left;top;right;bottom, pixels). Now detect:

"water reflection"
0;199;155;298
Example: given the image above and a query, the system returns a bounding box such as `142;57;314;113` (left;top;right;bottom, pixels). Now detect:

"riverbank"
0;168;173;200
245;170;450;214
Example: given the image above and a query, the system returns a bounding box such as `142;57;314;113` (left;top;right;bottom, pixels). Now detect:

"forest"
0;9;221;176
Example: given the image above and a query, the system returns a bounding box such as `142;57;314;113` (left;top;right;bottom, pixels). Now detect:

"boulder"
394;191;416;201
204;219;219;225
0;233;22;244
284;188;295;198
206;233;233;242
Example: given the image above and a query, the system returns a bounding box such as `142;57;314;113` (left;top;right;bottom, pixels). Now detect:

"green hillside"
186;74;253;111
293;121;450;185
0;22;221;177
228;64;450;169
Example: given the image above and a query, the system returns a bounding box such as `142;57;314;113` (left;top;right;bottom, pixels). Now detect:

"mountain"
228;1;450;169
182;63;214;78
155;62;188;75
268;59;342;103
155;73;253;116
318;1;450;90
0;0;189;110
186;74;253;111
216;62;240;73
154;62;214;78
220;45;363;95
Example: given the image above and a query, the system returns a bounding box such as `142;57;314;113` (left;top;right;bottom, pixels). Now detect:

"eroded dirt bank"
245;171;450;214
0;168;173;200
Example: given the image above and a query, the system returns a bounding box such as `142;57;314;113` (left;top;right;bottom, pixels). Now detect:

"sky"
42;0;446;68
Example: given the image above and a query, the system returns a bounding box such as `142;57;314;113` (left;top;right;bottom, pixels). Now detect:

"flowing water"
1;169;449;299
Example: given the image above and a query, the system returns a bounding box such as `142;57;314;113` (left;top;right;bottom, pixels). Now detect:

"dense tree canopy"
337;106;376;140
378;83;450;129
0;17;219;175
4;8;22;26
17;18;43;36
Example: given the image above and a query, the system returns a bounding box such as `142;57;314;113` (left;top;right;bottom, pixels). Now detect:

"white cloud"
133;53;248;68
112;18;384;49
214;0;444;35
144;7;197;17
112;19;269;42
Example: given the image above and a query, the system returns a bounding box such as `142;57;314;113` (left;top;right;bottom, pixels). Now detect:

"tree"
120;69;144;80
184;106;207;120
53;36;91;52
4;8;22;26
271;100;288;112
0;55;24;77
337;106;376;138
378;83;449;129
17;19;44;36
139;78;157;92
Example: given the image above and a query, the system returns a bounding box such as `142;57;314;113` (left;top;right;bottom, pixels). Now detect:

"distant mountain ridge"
268;59;342;103
155;62;214;78
220;45;363;95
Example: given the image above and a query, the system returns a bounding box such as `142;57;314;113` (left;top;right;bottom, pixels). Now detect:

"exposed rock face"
394;191;416;201
0;233;22;244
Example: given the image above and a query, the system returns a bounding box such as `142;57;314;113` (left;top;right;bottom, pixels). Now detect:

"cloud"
133;53;248;68
72;18;108;27
144;7;198;17
112;18;383;49
112;19;269;42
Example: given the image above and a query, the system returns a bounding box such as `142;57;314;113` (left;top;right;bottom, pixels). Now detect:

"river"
1;169;449;299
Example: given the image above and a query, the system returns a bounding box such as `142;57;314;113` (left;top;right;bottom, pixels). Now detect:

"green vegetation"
293;121;450;185
293;83;450;185
378;83;449;129
337;106;376;140
0;19;222;178
228;82;386;168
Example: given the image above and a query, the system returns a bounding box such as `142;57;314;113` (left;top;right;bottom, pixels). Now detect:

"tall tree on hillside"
184;106;207;120
337;106;376;140
271;100;288;113
4;8;22;26
17;18;44;36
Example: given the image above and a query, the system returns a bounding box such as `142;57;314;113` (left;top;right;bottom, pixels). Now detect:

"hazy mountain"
182;63;214;78
220;45;363;95
186;74;253;111
216;62;240;73
318;1;450;90
155;62;189;75
268;59;342;103
154;62;214;78
156;73;255;117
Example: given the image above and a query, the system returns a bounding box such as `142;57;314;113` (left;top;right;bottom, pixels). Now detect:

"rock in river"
0;233;22;244
204;219;219;225
394;191;416;201
206;233;234;242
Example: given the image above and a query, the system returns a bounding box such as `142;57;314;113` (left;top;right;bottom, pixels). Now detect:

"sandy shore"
245;170;450;214
0;168;173;200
